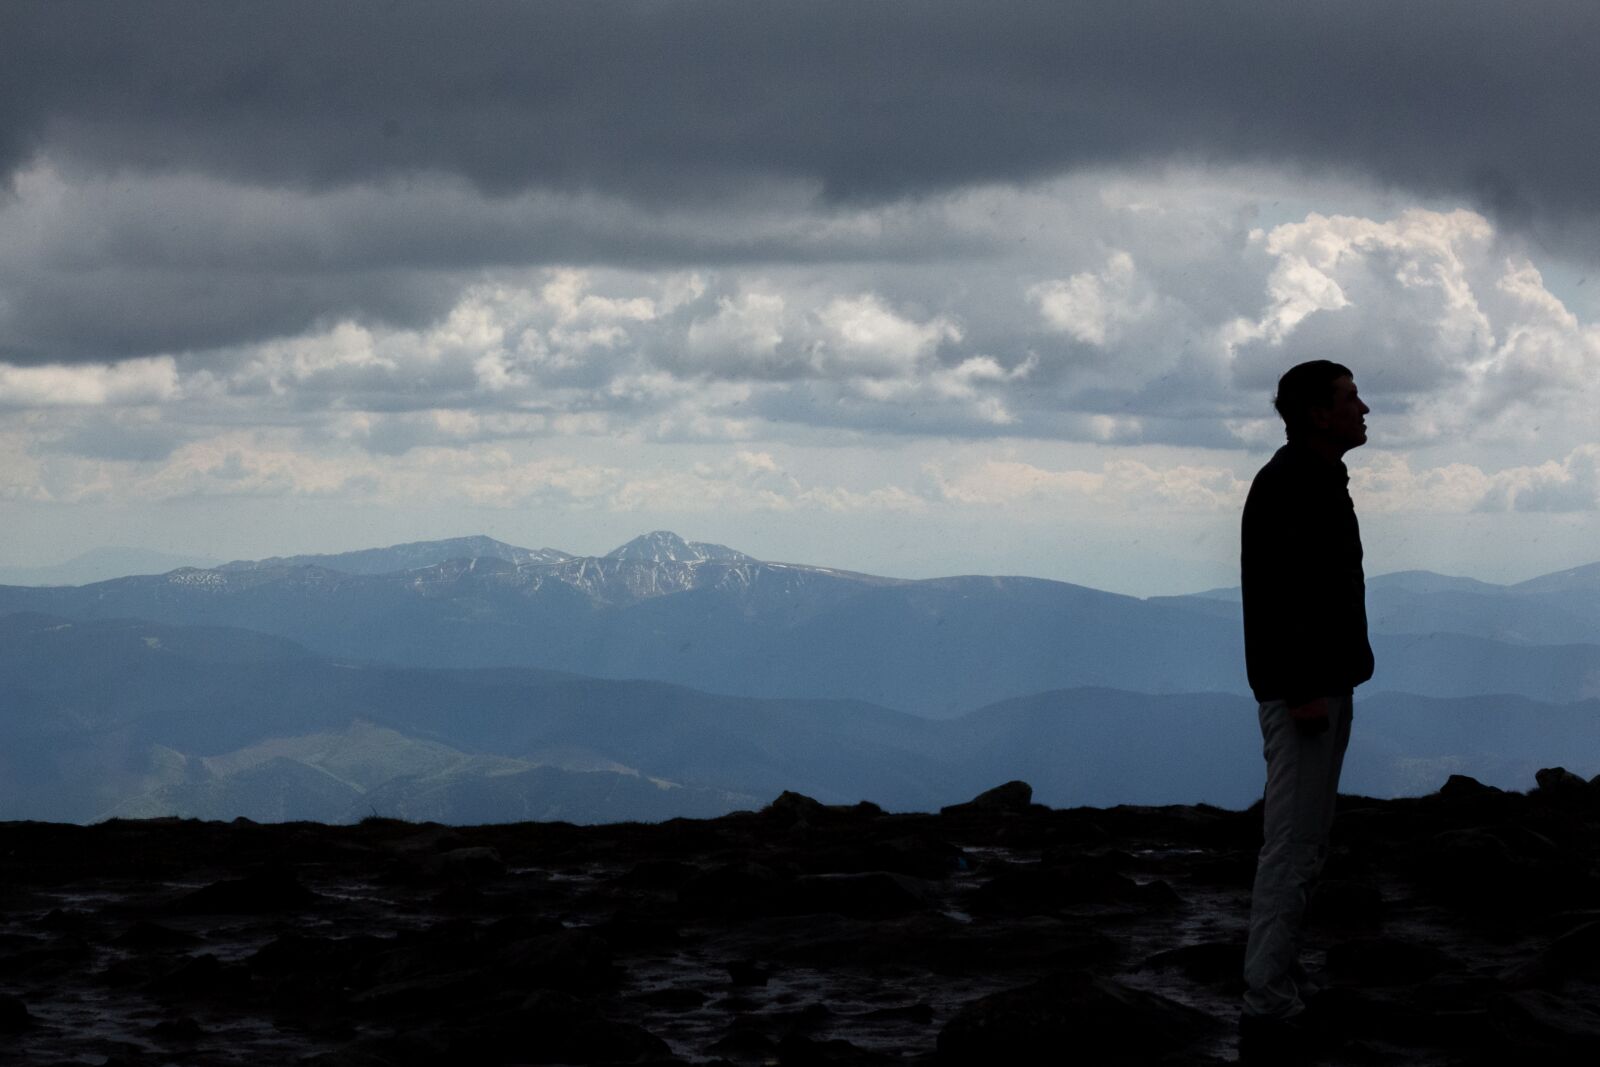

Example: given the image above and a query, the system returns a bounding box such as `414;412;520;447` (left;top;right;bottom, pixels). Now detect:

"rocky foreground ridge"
5;772;1600;1066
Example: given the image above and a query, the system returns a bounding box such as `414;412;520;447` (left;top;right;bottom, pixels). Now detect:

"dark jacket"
1241;442;1375;706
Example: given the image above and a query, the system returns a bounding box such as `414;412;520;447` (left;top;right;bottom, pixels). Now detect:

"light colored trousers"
1242;693;1353;1019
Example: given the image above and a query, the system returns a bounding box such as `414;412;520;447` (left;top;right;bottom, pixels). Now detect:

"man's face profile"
1312;375;1369;453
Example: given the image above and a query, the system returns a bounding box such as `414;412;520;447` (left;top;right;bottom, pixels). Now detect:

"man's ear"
1306;404;1334;432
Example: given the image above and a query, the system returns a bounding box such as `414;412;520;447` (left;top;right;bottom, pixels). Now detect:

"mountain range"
4;531;1600;823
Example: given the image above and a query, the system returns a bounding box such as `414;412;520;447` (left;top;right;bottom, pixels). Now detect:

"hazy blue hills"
4;611;1599;824
0;612;943;822
6;531;1600;824
1369;632;1600;702
5;530;1600;712
0;532;1259;714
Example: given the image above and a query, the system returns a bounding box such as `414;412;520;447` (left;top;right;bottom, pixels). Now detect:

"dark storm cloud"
5;0;1596;214
4;0;1598;371
0;165;987;365
0;261;461;365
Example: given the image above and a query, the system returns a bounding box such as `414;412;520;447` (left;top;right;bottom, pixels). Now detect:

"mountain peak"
218;535;572;576
604;531;752;564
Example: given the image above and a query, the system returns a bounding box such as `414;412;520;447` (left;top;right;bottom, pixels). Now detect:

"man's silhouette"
1239;360;1374;1053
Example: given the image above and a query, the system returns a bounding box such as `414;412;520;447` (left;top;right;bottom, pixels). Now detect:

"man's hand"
1288;697;1330;736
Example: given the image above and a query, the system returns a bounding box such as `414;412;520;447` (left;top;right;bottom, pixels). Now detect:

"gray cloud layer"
6;2;1597;212
2;0;1598;375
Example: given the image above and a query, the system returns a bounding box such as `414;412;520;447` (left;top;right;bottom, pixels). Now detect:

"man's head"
1274;360;1368;453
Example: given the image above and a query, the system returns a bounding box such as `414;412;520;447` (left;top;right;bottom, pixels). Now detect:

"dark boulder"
711;1026;779;1059
0;994;32;1031
632;986;709;1010
1535;766;1592;804
727;958;772;987
169;868;320;913
1415;823;1589;917
791;871;935;919
777;1032;893;1065
1309;878;1385;929
798;834;965;879
471;989;674;1065
940;781;1034;816
763;792;884;831
493;928;618;994
1138;941;1246;992
147;953;252;997
421;846;505;882
937;971;1213;1064
967;857;1153;916
1325;937;1446;985
678;861;794;918
148;1016;207;1042
1439;774;1502;800
114;921;204;949
348;971;483;1016
594;911;682;950
613;859;697;891
1501;920;1600;988
1493;990;1600;1061
765;791;829;827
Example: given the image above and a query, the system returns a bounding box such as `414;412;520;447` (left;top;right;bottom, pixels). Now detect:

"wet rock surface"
3;772;1600;1065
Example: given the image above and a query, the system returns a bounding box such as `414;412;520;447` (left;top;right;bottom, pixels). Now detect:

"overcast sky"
3;1;1599;594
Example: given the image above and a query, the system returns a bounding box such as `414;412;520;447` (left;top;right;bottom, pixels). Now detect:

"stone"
1414;825;1588;917
727;959;771;986
494;928;618;993
799;834;964;879
595;911;682;950
937;971;1213;1064
967;858;1146;916
1439;774;1501;799
348;971;481;1015
0;994;32;1031
633;986;710;1010
711;1027;778;1059
776;1033;892;1065
766;791;829;826
170;868;320;913
1502;920;1600;987
1535;766;1590;799
940;780;1034;816
421;846;505;882
678;861;794;917
1139;941;1246;992
1493;990;1600;1057
565;1018;675;1063
1326;937;1446;985
148;1016;207;1041
1309;878;1385;928
613;859;697;890
114;921;204;949
791;871;934;919
147;953;252;997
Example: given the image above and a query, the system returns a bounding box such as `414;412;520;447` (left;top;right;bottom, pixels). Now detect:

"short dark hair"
1273;360;1353;437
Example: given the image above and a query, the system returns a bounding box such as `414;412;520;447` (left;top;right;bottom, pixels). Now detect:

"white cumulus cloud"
0;357;179;408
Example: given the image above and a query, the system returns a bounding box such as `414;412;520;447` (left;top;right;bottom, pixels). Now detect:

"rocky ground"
4;772;1600;1065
